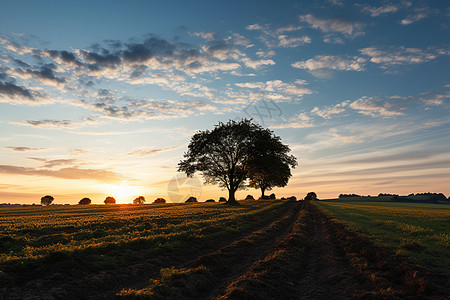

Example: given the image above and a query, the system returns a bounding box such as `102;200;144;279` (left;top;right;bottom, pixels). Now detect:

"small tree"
133;196;145;204
79;197;92;205
304;192;317;200
104;196;116;204
178;119;296;205
247;131;297;198
41;195;54;206
153;198;166;204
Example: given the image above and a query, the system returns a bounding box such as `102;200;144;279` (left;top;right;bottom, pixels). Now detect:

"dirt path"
211;201;449;299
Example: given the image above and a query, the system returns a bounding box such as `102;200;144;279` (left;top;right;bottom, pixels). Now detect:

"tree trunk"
261;187;266;198
226;188;239;205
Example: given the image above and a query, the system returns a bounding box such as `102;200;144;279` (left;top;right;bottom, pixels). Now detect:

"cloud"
28;158;79;168
359;46;441;67
311;101;350;119
246;23;311;48
127;146;179;156
0;81;35;102
6;146;46;152
349;97;404;117
278;35;311;47
292;55;366;77
401;7;430;25
14;65;66;86
12;118;97;129
271;112;314;129
233;79;313;101
76;97;217;121
298;14;364;37
0;164;125;183
241;57;275;69
418;91;449;106
360;4;399;17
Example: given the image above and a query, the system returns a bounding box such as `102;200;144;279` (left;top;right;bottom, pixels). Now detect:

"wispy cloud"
6;146;46;152
359;4;400;17
127;146;180;156
298;14;365;37
292;55;366;77
349;96;404;117
0;164;125;183
359;46;444;68
11;118;97;129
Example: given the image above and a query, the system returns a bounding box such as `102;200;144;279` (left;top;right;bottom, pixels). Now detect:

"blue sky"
1;0;449;203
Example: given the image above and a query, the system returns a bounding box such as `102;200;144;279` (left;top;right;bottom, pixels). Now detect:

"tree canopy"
305;192;317;200
41;195;54;206
104;196;116;204
247;131;297;197
133;196;145;204
178;119;296;205
79;197;91;205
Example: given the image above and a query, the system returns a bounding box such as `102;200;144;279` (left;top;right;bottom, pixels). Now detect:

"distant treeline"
339;194;363;198
339;192;449;203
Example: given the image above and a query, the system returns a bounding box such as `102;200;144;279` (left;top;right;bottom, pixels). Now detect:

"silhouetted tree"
104;196;116;204
178;119;296;205
79;198;91;205
133;196;145;204
41;195;54;206
153;198;166;204
247;133;297;198
185;196;198;203
304;192;317;200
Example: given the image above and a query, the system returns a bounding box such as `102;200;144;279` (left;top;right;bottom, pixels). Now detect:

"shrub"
219;197;227;202
287;196;297;201
185;196;198;203
104;196;116;204
245;195;255;200
205;199;215;202
269;193;276;199
304;192;317;200
41;195;54;206
79;198;91;205
133;196;146;204
153;198;166;204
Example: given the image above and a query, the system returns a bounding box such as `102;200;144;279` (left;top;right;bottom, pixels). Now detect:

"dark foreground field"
0;199;448;299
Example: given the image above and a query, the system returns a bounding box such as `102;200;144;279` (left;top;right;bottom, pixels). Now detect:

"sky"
0;0;449;204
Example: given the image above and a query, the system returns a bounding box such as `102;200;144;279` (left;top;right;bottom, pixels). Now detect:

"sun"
103;183;143;204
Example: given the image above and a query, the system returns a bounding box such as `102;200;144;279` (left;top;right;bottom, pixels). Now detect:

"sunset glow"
1;0;449;204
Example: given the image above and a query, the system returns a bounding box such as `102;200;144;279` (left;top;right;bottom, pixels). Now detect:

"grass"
315;198;450;276
0;200;289;287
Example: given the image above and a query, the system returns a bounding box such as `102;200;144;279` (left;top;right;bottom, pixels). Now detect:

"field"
315;199;450;276
0;199;449;299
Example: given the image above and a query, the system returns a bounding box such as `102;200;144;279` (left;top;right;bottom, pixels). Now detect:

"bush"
260;195;270;200
219;197;227;202
153;198;166;204
104;196;116;204
245;195;255;200
269;193;276;199
287;196;297;201
205;199;215;202
41;195;54;206
133;196;146;204
304;192;317;200
79;198;91;205
185;196;198;203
